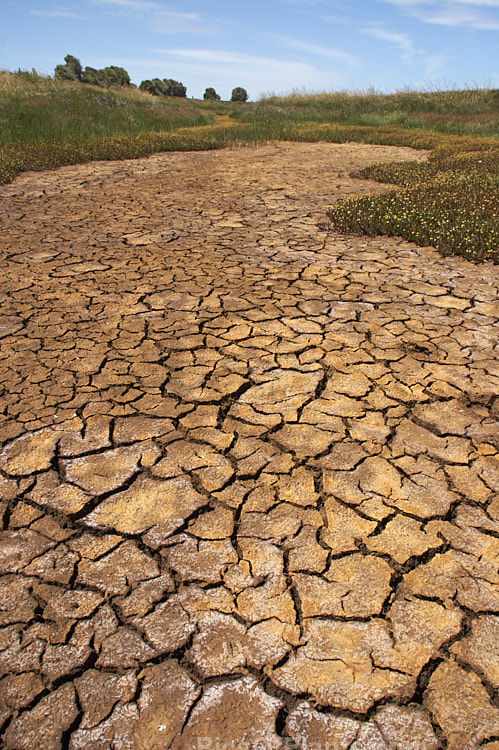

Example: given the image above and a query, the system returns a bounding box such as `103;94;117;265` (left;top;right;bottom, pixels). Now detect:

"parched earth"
0;141;498;750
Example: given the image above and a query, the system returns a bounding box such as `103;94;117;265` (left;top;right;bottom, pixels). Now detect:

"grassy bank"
1;71;498;262
252;87;499;137
0;72;212;147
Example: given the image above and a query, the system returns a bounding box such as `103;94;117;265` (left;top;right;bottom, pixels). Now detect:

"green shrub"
204;87;221;101
231;87;248;102
139;78;186;97
54;54;82;82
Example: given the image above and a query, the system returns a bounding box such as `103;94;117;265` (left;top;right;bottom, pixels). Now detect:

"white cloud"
268;34;362;67
30;7;87;19
88;0;216;34
89;0;158;11
380;0;499;29
151;11;212;35
361;24;421;61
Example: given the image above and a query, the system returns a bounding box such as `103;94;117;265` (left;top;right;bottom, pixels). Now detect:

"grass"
0;70;240;184
1;70;498;262
0;69;224;146
253;87;499;137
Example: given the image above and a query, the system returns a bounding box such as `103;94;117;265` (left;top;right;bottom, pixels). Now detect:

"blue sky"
2;0;499;100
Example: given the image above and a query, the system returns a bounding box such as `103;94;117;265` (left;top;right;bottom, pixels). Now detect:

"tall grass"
1;71;498;261
253;87;499;137
0;70;219;147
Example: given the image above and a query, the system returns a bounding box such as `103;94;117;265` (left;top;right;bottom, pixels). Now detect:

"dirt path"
0;142;498;749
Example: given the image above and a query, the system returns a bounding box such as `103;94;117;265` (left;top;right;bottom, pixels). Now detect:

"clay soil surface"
0;142;498;749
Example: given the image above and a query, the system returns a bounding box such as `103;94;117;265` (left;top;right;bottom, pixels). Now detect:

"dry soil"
0;142;498;749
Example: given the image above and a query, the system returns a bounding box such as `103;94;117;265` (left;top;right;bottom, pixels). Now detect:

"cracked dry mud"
0;141;498;750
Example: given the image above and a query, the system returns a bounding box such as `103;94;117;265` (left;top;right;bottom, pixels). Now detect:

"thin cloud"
380;0;499;29
89;0;158;12
89;0;214;34
361;24;421;61
269;34;362;67
30;7;87;19
163;49;289;66
146;48;351;96
151;11;214;35
382;0;499;6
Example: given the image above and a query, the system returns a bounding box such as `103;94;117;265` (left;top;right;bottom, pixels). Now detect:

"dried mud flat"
0;141;498;750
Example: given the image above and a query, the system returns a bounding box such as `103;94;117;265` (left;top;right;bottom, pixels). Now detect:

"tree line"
54;55;248;102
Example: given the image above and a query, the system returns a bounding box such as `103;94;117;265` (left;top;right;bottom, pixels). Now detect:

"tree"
231;86;248;102
99;66;131;88
139;78;187;97
57;57;131;88
82;66;100;86
204;87;220;101
140;78;167;96
83;65;130;88
163;79;187;97
54;54;83;81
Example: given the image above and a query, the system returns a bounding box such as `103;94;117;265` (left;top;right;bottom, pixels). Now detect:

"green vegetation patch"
327;135;499;263
254;88;499;138
0;71;216;148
